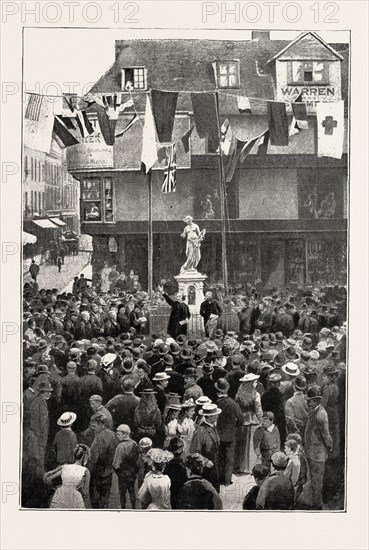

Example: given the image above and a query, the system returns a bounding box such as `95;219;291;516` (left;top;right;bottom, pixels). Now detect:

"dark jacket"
105;392;140;430
261;387;287;444
177;476;223;510
88;428;117;479
273;313;294;337
197;376;218;403
190;422;220;467
256;471;295;510
164;457;188;509
162;293;190;339
216;395;244;442
199;299;222;325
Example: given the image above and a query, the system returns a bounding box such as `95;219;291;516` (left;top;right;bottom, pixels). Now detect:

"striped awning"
49;217;66;227
22;231;37;245
32;219;58;229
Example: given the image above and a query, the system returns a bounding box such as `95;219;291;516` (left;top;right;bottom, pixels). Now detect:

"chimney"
251;31;270;42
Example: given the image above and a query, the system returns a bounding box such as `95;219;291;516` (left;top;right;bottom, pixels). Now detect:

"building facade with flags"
66;31;348;290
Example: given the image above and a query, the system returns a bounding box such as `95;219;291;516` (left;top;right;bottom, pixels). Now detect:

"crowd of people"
22;273;347;510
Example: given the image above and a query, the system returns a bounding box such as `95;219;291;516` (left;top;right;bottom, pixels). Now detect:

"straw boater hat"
57;412;77;427
181;398;196;409
183;215;193;223
281;362;300;377
101;353;117;367
152;372;170;382
239;373;260;383
199;403;222;416
195;396;212;406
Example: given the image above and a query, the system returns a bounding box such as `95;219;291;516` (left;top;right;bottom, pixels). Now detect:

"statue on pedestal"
180;215;206;273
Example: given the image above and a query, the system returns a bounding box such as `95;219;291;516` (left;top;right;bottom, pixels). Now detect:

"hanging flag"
240;135;261;163
115;114;139;138
75;111;94;138
162;144;177;193
219;118;234;155
292;101;308;130
24;94;54;153
95;104;116;146
211;62;217;84
151;90;178;142
249;130;269;155
237;95;252;114
225;139;245;182
267;101;289;146
141;94;158;173
25;94;43;120
53;116;80;147
316;100;344;159
63;93;77;114
289;116;300;137
181;125;194;153
191;93;218;140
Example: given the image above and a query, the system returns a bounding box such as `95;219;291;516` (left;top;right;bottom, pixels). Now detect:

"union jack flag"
161;144;177;193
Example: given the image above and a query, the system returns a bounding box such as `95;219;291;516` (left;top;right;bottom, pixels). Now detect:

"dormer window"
288;61;329;85
215;60;240;89
121;67;147;91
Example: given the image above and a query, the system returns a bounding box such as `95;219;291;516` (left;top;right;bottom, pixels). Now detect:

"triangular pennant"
141;94;158;173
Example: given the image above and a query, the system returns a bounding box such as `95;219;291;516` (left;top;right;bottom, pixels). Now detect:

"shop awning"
32;219;58;229
49;217;66;227
22;231;37;245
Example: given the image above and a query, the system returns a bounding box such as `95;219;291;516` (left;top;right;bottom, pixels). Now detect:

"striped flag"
53;116;80;147
219;118;234;155
25;94;43;121
76;110;94;138
115;114;139;138
162;144;177;193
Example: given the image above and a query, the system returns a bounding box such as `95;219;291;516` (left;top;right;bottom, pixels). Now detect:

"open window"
121;67;147;91
288;61;329;85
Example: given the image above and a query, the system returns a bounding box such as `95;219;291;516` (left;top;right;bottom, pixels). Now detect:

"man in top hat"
256;452;294;510
190;403;222;491
157;285;191;339
29;381;53;471
225;354;245;400
284;375;309;441
97;353;120;403
215;378;243;486
304;385;333;509
200;292;222;338
197;363;218;404
183;367;203;403
261;372;287;445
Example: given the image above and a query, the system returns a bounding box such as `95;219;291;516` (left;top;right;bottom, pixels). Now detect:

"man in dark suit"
105;377;140;430
200;292;222;337
215;378;244;486
158;286;190;339
190;403;221;491
256;451;295;510
261;371;287;444
304;385;333;509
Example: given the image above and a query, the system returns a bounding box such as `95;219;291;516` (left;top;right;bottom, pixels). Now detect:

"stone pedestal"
174;270;207;314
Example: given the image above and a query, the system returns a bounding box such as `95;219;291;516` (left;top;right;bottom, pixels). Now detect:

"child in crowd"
253;411;281;470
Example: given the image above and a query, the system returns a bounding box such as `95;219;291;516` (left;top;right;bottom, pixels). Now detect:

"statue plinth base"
175;270;207;315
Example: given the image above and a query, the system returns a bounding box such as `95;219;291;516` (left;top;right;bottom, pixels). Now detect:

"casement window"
81;177;115;223
288;61;329;85
216;61;240;89
121;67;147;90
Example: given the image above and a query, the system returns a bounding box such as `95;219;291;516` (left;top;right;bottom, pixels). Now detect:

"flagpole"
147;169;153;300
215;91;229;294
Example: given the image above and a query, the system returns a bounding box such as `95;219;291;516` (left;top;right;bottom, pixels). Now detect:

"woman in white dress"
44;444;90;509
179;399;196;458
137;449;173;510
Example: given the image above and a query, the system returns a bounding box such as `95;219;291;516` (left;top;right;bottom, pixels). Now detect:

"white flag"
24;94;54;153
237;95;252;113
289;116;300;137
141;94;158;173
316;100;344;159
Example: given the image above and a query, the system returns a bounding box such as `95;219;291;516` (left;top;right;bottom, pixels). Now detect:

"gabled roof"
267;32;344;63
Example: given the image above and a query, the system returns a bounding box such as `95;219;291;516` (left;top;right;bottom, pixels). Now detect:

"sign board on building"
66;119;114;171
